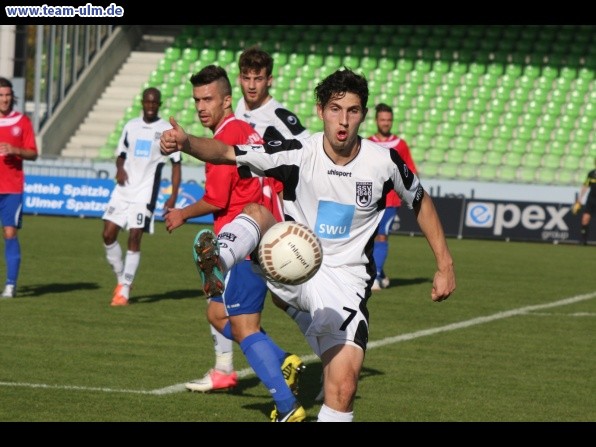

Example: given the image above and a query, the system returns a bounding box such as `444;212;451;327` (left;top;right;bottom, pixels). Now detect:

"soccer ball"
258;221;323;285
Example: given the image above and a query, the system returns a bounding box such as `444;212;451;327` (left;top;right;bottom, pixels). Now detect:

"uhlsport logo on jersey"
314;200;355;239
356;182;373;207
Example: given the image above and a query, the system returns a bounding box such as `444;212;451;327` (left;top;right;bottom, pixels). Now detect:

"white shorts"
102;195;155;234
267;263;370;358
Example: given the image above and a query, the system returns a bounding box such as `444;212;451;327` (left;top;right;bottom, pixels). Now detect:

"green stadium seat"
567;90;585;106
578;67;595;81
494;124;515;140
420;161;440;178
501;111;519;127
507;98;525;114
465;150;484;165
475;85;492;100
419;121;437;137
444;149;465;166
469;136;490;153
571;128;590;144
444;109;461;125
425;148;446;163
541;65;559;80
487;62;505;76
477;165;499;181
433;135;451;151
517;167;537;183
484;151;503;166
487;98;506;113
396;59;414;72
523;152;543;169
458;164;478;180
483;110;501;126
530;87;549;103
497;165;516;182
470;97;487;113
562;154;581;171
546;141;565;157
481;72;501;88
576;115;594;132
542;153;561;169
523;64;541;79
407;70;426;86
534;126;552;142
566;141;585;156
412;133;432;150
457;122;477;138
461;109;481;125
525;100;543;116
512;86;530;102
515;125;534;141
451;97;468;112
426;109;443;126
438;162;459;179
558;115;575;131
508;139;527;154
451;136;469;151
561;102;581;118
500;74;517;88
502;152;523;167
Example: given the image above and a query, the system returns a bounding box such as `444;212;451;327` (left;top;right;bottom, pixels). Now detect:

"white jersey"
235;132;424;279
111;116;181;203
235;97;310;142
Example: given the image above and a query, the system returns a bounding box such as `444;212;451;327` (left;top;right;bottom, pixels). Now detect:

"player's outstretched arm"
160;117;236;165
414;192;456;302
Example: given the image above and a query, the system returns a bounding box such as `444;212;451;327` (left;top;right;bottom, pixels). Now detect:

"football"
258;221;323;285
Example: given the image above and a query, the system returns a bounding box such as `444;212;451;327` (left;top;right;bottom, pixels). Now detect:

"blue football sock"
373;240;388;278
240;332;295;413
260;326;288;363
5;238;21;286
222;321;233;340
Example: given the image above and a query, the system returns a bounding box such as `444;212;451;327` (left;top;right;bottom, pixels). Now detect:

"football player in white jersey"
103;87;181;306
160;68;456;422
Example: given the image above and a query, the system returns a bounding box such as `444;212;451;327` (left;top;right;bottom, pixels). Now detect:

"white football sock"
217;214;261;272
122;250;140;296
104;241;123;284
317;404;354;422
212;323;234;374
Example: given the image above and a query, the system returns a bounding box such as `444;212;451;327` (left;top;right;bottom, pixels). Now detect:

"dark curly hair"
315;67;368;111
238;46;274;77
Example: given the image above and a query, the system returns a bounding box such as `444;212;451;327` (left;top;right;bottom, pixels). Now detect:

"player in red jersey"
163;65;304;420
368;103;418;291
0;77;38;298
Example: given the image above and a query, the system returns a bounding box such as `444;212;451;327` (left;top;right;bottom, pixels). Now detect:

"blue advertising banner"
23;175;213;224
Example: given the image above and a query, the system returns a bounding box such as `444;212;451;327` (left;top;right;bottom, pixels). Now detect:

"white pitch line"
3;291;595;395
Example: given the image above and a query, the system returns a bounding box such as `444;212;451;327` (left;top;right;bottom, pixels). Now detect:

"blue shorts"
217;260;268;316
0;194;23;229
377;206;398;236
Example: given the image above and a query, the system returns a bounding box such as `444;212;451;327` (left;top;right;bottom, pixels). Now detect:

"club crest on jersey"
356;182;373;207
154;132;161;140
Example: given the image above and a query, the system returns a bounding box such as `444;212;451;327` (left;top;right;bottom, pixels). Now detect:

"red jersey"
368;134;417;207
203;114;283;233
0;111;38;193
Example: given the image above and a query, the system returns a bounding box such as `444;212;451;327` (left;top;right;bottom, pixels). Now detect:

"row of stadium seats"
98;25;595;186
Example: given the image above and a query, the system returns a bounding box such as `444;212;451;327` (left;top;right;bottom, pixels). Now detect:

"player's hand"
164;207;185;233
160;117;188;155
572;202;582;215
431;266;456;302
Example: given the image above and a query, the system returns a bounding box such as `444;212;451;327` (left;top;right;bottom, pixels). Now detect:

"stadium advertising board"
23;175;213;224
394;197;592;244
